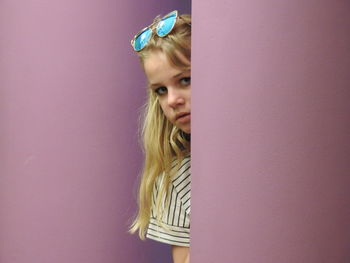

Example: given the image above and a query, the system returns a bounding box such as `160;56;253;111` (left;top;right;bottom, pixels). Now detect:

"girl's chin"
180;128;191;134
174;122;190;134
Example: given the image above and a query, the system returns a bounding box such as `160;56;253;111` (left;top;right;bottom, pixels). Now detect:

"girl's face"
144;50;191;134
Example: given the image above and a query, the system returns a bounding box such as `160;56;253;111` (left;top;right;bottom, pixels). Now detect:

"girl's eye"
155;87;167;96
180;77;191;86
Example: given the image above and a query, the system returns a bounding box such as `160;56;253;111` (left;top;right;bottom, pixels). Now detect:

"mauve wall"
191;1;349;262
0;1;190;263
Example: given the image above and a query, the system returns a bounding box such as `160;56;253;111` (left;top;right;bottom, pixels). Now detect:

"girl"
129;10;191;263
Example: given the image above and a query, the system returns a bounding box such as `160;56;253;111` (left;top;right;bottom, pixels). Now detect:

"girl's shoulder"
170;153;191;166
171;154;191;186
155;154;191;187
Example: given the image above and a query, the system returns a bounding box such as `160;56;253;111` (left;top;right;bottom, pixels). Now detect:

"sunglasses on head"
131;10;189;52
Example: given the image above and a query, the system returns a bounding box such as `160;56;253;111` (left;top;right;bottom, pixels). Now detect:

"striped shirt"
146;155;191;247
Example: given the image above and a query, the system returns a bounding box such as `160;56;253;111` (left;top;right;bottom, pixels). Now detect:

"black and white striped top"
146;155;191;247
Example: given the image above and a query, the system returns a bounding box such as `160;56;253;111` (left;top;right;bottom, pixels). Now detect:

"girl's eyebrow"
149;70;191;88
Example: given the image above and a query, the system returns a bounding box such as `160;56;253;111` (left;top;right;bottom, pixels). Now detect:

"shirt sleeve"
146;156;191;247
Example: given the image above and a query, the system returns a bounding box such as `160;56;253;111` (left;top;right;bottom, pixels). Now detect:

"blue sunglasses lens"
134;28;152;51
156;12;177;37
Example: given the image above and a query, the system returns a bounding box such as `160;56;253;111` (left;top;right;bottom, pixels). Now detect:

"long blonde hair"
129;13;191;239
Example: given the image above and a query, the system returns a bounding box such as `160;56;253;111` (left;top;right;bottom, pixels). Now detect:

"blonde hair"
129;13;191;239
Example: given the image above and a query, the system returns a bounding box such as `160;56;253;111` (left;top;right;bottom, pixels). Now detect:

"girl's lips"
176;113;191;123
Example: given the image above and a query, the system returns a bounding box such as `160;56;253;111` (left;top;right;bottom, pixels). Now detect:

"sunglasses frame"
131;10;180;52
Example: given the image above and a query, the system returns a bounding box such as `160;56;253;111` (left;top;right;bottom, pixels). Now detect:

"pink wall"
0;1;190;262
191;1;350;262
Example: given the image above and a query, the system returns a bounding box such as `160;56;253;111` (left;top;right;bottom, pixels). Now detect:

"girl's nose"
167;88;185;108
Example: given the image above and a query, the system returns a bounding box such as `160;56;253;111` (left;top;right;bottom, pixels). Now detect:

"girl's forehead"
143;49;190;86
144;51;170;71
144;53;177;77
144;49;190;69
